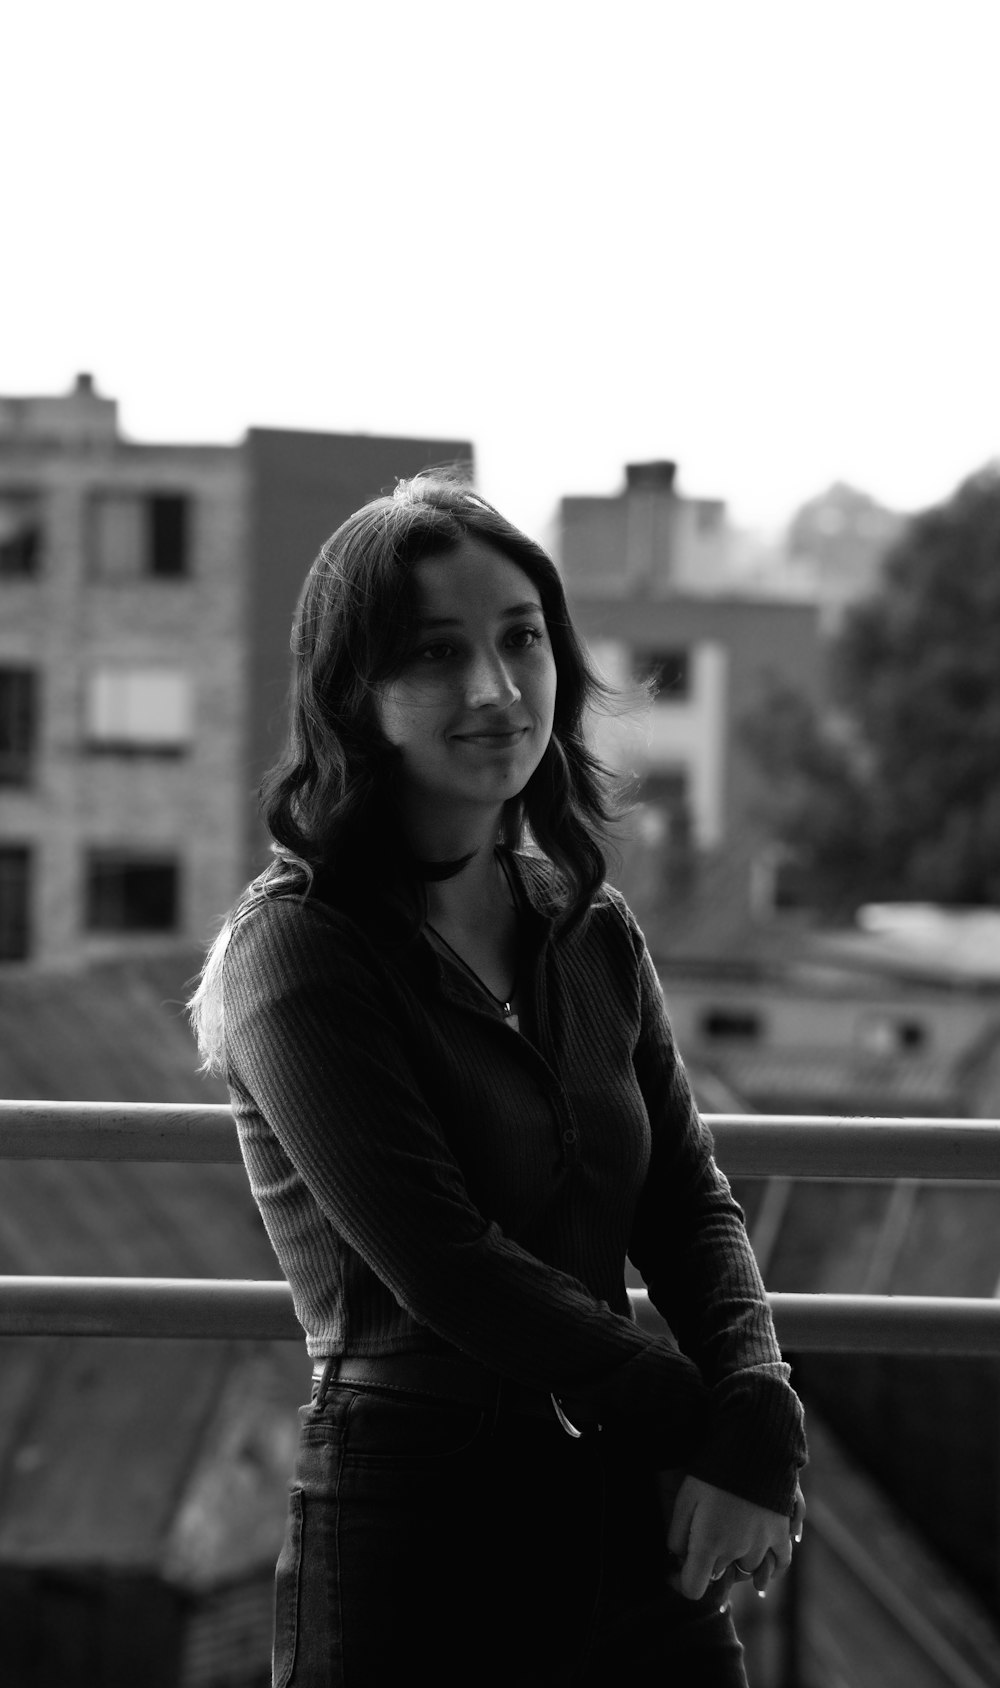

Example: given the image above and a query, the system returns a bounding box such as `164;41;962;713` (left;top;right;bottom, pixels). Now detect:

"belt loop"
312;1355;337;1410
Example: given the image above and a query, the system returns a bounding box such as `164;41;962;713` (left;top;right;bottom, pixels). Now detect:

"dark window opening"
899;1020;926;1051
638;648;690;701
639;770;692;842
88;491;192;579
0;669;37;786
86;741;187;760
0;491;43;577
148;495;189;577
85;856;179;932
772;853;811;912
640;769;689;808
700;1008;763;1041
0;846;31;961
861;1014;928;1056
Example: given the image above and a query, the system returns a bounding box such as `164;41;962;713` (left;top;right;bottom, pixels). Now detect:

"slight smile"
452;728;529;748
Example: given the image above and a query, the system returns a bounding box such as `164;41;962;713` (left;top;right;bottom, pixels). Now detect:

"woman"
190;476;806;1687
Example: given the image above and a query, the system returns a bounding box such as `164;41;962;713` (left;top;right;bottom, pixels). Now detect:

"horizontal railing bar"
0;1102;237;1162
0;1277;299;1341
639;1290;1000;1357
1;1279;998;1355
2;1102;1000;1181
709;1116;1000;1182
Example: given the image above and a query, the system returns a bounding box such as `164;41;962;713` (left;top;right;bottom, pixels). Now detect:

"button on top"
562;1129;578;1145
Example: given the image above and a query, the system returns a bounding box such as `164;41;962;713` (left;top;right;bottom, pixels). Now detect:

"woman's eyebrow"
415;600;544;630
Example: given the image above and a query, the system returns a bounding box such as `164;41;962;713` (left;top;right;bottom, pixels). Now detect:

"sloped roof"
818;905;1000;988
709;1044;965;1117
0;953;226;1104
0;955;308;1589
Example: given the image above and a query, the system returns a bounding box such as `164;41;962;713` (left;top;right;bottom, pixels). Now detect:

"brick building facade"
0;376;470;967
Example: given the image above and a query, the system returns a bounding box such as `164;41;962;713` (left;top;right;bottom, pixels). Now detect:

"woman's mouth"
453;728;529;748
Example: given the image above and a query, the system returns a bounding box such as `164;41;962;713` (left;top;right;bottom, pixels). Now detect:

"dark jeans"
273;1378;748;1687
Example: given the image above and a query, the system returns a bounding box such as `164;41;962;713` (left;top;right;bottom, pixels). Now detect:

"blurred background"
2;2;999;1683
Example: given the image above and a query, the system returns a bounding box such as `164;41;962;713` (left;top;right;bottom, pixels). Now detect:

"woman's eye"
507;626;546;650
414;642;455;663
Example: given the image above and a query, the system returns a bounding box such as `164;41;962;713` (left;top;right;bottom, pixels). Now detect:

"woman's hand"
661;1473;805;1602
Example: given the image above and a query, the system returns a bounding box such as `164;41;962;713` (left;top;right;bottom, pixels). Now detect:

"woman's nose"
465;651;520;708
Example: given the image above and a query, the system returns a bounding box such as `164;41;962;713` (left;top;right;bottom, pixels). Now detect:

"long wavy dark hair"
190;474;625;1070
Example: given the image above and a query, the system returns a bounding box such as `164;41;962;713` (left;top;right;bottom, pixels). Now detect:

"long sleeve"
625;917;807;1512
222;895;709;1443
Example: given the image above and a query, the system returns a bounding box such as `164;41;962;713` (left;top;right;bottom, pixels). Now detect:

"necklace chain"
425;923;516;1015
425;852;519;1020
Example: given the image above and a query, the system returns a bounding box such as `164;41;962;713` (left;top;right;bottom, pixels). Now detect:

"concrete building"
0;376;470;968
557;461;826;952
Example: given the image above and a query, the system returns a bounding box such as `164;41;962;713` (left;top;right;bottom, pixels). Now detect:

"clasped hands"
658;1472;806;1605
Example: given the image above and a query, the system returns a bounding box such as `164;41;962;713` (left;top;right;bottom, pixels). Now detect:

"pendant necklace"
425;854;520;1031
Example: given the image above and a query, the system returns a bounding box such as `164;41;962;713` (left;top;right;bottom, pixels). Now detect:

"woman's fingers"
662;1471;695;1564
663;1474;804;1602
711;1564;738;1611
676;1521;720;1600
752;1550;776;1595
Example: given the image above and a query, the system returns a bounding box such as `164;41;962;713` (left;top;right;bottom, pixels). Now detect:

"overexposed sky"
5;0;999;544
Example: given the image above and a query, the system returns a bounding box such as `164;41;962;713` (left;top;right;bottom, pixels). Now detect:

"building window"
85;853;180;932
858;1015;928;1057
700;1007;764;1041
0;669;37;785
0;490;43;576
0;846;31;960
89;492;192;579
637;648;690;701
84;668;192;754
149;494;188;577
636;770;691;840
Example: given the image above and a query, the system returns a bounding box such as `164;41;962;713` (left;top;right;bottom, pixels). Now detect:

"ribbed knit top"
221;850;806;1513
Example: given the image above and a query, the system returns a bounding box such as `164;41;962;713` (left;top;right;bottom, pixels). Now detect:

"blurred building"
661;946;1000;1119
736;481;906;632
557;461;826;952
0;375;470;968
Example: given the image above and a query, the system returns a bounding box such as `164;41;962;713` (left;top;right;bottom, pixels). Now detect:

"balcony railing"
2;1102;999;1354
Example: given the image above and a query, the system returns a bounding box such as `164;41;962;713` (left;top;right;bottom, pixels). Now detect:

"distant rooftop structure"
815;903;1000;987
0;371;119;443
557;458;733;597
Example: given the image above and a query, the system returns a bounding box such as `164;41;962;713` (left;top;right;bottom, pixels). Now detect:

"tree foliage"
742;464;1000;913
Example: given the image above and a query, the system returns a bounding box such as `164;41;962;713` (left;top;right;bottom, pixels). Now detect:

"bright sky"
5;0;999;545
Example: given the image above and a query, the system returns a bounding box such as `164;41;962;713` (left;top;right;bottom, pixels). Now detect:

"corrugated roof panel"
0;1340;230;1570
712;1046;961;1113
0;955;226;1106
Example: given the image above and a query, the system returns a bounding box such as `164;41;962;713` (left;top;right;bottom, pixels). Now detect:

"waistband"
311;1353;598;1438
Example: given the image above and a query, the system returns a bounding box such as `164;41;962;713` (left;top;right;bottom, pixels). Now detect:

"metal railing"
1;1102;999;1355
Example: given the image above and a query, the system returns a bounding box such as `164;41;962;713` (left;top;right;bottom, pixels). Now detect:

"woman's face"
377;540;557;837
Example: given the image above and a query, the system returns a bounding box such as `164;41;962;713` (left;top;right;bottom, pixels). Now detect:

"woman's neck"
424;846;513;934
400;801;510;933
